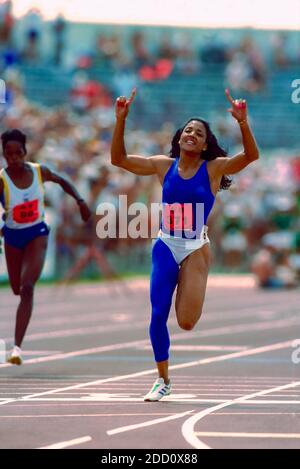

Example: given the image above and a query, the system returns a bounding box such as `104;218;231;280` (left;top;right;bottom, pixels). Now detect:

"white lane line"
1;339;294;406
3;299;300;344
209;412;300;416
5;398;228;403
1;315;298;369
181;380;300;449
3;397;300;405
168;339;295;371
18;351;62;356
0;338;149;369
107;410;194;436
17;391;298;398
0;384;278;390
138;345;249;352
2;319;150;342
0;400;14;406
38;435;92;449
0;413;176;418
194;432;300;439
0;376;293;383
246;400;300;404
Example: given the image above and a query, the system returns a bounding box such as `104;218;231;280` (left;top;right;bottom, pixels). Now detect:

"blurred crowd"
209;156;300;288
0;1;299;287
0;0;299;96
0;1;66;66
0;76;299;288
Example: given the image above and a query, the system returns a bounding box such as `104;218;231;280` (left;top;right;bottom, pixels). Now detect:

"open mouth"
185;139;196;145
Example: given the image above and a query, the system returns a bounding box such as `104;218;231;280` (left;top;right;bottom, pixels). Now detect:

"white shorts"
157;225;210;265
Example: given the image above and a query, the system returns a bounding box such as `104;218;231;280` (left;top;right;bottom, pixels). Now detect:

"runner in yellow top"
0;129;91;365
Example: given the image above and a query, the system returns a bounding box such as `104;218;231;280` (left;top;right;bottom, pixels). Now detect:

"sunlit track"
0;279;299;449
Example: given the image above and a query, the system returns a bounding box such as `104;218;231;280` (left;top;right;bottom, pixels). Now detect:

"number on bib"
13;199;39;224
163;203;193;231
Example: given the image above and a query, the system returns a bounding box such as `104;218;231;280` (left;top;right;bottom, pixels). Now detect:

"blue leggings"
150;238;179;362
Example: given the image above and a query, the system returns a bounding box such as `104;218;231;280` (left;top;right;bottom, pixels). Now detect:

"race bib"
163;203;193;231
12;199;39;224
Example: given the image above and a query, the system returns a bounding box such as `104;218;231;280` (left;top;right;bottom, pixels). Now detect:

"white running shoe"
144;378;171;402
7;346;23;366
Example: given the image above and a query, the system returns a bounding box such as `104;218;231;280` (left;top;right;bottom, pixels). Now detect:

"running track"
0;276;300;449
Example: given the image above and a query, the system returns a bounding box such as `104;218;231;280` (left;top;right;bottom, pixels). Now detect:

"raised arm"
40;165;91;222
214;89;259;176
111;89;171;178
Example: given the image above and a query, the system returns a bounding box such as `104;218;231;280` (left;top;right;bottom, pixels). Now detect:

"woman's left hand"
225;88;248;123
78;200;92;222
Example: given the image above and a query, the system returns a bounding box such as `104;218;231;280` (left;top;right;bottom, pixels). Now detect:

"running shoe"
7;346;23;366
143;377;171;401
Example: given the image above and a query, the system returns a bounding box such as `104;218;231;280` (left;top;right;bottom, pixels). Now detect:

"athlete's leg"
4;242;23;295
14;236;48;347
150;238;179;382
175;243;211;330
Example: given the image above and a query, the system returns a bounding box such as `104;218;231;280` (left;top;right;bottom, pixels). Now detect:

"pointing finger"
128;88;137;105
225;88;234;104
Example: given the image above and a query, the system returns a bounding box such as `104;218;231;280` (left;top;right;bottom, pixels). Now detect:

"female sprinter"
111;88;259;401
0;129;91;365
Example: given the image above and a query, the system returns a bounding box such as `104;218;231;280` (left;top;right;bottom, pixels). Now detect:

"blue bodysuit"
150;157;215;362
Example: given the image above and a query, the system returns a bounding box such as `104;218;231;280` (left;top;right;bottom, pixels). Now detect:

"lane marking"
14;397;300;405
0;400;14;406
38;435;92;449
2;397;300;405
3;397;228;403
0;339;150;369
1;315;298;369
0;413;176;418
194;432;300;439
181;380;300;449
0;339;294;406
0;376;294;382
137;345;249;352
2;300;299;343
209;412;300;415
2;319;150;342
107;410;194;436
9;350;61;356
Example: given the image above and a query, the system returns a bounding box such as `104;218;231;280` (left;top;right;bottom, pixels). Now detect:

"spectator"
131;31;151;70
95;34;122;66
239;36;266;91
270;32;291;68
21;8;43;63
70;71;112;112
0;0;13;46
225;51;253;92
52;13;66;66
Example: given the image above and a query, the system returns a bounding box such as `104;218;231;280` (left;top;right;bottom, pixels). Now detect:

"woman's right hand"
115;88;136;121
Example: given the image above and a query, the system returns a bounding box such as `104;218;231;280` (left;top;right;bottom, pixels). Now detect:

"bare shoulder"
39;164;52;182
150;155;174;184
150;155;173;167
206;157;226;178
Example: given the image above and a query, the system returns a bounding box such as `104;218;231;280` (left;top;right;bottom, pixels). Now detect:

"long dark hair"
169;117;232;190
